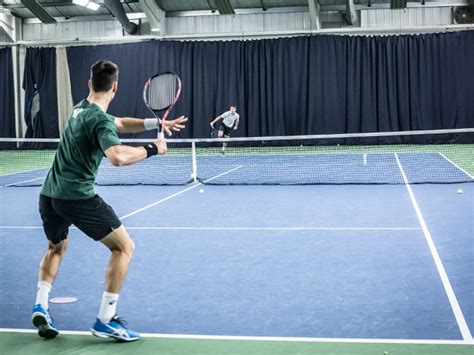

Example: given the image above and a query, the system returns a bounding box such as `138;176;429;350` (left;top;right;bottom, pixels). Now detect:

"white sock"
35;281;52;310
98;291;119;323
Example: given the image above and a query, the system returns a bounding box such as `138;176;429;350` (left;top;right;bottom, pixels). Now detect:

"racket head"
143;72;181;139
143;72;181;112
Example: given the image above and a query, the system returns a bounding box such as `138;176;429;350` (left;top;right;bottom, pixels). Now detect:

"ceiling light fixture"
72;0;101;11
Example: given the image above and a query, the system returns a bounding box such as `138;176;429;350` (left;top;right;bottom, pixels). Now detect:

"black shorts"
218;124;232;137
39;194;122;244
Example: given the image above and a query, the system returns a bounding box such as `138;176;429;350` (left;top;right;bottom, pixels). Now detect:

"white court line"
0;226;422;231
438;153;474;180
119;227;422;231
4;176;46;187
0;328;472;345
395;153;473;342
119;165;243;220
0;226;44;229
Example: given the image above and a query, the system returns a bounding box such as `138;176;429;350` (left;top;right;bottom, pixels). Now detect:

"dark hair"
90;60;119;92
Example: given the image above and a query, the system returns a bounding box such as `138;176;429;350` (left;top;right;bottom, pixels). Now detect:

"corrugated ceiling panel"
57;5;109;17
13;4;109;18
127;3;142;13
242;13;265;31
361;7;452;27
167;11;311;35
157;0;210;12
254;0;307;6
39;0;64;3
158;0;309;11
321;10;343;24
230;0;261;8
319;0;390;5
22;19;124;41
17;4;457;41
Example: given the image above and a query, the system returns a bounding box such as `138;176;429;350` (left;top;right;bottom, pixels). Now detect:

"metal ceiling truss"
20;0;56;23
308;0;320;30
213;0;235;14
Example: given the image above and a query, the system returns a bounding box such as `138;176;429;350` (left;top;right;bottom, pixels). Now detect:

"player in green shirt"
32;60;187;342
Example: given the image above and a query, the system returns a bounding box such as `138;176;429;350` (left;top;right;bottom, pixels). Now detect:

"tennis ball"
199;189;204;193
457;189;463;194
190;173;197;179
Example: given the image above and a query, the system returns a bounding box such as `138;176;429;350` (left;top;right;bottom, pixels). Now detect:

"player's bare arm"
104;140;167;166
115;116;188;135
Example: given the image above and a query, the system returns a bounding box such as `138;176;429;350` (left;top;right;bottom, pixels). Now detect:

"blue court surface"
1;151;472;187
0;180;472;347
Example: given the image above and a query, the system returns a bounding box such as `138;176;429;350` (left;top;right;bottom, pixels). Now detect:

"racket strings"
147;74;178;111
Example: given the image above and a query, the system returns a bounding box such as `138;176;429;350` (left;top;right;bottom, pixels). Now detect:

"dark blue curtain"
67;31;474;138
23;47;58;138
67;40;244;139
0;47;15;138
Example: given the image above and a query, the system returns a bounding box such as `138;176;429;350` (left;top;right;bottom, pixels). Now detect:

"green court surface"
1;332;473;355
0;151;55;176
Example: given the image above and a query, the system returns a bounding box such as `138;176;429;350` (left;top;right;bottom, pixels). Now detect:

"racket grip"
158;131;165;139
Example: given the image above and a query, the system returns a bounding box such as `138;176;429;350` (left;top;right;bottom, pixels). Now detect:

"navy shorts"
218;124;232;137
39;194;122;244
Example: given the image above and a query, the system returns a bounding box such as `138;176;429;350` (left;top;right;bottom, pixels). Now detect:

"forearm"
107;145;148;166
115;117;158;133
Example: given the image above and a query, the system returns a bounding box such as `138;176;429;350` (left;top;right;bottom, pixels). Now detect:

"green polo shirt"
41;99;121;200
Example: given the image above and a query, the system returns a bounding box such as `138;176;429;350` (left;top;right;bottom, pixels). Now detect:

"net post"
191;141;197;182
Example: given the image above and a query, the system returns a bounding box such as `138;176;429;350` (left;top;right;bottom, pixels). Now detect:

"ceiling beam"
214;0;235;15
139;0;165;35
345;0;357;25
308;0;320;30
0;11;21;42
21;0;56;23
104;0;138;34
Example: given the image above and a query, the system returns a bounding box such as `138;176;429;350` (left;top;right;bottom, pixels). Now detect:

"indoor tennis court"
0;1;473;354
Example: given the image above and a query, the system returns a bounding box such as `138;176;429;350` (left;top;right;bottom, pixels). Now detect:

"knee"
115;238;135;259
127;239;135;257
48;240;68;257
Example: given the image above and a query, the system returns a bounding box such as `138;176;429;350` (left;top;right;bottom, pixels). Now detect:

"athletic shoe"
91;316;140;342
31;304;59;339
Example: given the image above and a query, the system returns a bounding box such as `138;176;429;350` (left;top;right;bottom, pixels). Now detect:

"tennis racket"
210;125;217;138
143;72;181;139
210;117;223;138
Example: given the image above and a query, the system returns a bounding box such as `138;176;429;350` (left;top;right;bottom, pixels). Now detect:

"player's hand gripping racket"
143;72;181;139
210;123;217;138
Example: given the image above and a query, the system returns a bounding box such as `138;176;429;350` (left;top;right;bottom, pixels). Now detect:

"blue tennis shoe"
31;304;59;339
91;316;140;342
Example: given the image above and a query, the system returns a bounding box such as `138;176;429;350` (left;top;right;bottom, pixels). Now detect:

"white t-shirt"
221;111;240;128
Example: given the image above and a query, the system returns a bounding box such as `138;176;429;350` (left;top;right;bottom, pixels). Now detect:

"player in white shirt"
210;105;240;155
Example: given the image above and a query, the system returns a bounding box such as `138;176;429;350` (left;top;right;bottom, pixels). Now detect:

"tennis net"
0;129;473;187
